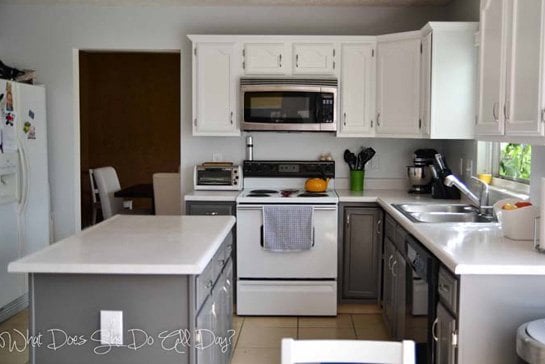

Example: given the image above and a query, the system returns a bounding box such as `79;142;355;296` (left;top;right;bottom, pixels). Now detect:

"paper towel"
540;178;545;248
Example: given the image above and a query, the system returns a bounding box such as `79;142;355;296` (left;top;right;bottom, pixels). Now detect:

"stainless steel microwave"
241;78;337;132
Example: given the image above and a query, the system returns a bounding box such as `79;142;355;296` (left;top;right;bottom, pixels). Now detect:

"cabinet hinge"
194;48;197;56
372;49;375;57
452;331;458;348
420;42;423;54
418;118;422;129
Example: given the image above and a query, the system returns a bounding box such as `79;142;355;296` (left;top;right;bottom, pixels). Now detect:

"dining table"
114;183;155;214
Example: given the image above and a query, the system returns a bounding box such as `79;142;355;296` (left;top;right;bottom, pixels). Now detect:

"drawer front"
188;203;234;216
196;241;228;308
438;267;458;314
385;214;396;242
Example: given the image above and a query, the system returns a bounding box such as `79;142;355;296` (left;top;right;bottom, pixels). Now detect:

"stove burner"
250;189;278;194
297;193;328;197
247;193;271;197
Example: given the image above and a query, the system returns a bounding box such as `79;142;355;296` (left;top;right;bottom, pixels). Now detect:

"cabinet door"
505;0;545;136
243;43;287;75
435;303;458;364
338;43;376;137
382;237;395;333
193;42;239;136
420;32;432;138
393;249;406;340
292;43;336;75
376;37;421;136
195;295;219;364
342;208;382;299
477;0;508;136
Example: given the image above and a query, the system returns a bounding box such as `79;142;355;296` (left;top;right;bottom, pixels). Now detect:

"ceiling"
1;0;454;6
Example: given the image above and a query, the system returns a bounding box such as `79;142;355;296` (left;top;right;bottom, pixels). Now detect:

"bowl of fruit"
493;198;538;240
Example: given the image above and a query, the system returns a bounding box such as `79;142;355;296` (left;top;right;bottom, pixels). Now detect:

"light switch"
100;310;123;345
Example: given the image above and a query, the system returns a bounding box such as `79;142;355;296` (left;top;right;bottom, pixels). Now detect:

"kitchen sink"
392;204;497;223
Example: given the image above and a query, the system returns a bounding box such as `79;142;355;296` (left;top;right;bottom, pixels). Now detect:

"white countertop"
337;189;545;276
8;215;236;275
184;190;240;202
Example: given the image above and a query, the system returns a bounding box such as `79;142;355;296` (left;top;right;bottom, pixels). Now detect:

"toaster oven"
193;164;243;190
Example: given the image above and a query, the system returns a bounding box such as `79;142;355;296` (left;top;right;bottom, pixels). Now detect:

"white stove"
237;184;339;204
236;161;338;316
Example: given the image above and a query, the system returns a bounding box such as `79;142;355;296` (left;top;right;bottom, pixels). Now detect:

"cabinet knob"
207;211;219;216
278;54;282;67
377;112;381;127
230;111;233;125
343;112;347;126
391;260;398;277
376;219;382;235
206;280;213;289
492;102;499;122
296;54;299;68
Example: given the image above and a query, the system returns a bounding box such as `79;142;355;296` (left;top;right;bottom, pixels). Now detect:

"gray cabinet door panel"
187;203;234;216
342;207;382;299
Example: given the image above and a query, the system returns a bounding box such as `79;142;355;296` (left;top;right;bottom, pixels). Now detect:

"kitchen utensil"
305;177;329;193
361;148;376;166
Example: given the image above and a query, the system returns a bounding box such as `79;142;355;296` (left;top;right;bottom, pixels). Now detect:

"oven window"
244;92;316;123
197;169;232;185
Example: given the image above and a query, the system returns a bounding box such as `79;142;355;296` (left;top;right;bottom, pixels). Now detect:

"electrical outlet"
369;156;379;170
212;153;223;162
100;310;123;345
464;159;474;179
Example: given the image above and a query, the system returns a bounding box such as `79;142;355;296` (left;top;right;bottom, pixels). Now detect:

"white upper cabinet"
337;42;376;137
477;0;508;136
477;0;545;138
421;22;478;139
376;33;421;137
505;0;544;136
292;43;336;75
192;41;240;136
243;43;288;75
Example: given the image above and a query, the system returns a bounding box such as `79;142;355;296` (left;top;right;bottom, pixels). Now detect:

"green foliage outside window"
499;143;531;181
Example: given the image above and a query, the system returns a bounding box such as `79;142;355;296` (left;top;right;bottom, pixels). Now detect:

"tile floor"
0;304;390;364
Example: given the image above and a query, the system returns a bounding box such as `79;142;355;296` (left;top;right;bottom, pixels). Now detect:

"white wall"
0;3;450;240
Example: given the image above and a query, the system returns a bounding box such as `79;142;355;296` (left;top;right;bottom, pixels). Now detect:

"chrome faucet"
443;175;491;216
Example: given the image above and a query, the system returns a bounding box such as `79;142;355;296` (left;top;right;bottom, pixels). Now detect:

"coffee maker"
407;149;436;194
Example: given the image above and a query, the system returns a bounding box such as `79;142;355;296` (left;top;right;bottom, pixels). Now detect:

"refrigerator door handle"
17;140;30;213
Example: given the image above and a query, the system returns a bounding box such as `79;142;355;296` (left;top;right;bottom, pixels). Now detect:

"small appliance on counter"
407;149;436;194
193;162;242;190
430;154;461;200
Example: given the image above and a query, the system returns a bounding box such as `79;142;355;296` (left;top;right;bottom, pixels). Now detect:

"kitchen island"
8;215;236;364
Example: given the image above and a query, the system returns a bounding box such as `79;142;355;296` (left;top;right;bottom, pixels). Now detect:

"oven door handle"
260;225;264;247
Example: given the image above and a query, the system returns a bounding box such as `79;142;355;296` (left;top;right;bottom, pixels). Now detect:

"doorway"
79;51;180;228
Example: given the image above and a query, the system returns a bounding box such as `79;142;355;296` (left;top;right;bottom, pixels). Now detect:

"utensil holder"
350;170;364;192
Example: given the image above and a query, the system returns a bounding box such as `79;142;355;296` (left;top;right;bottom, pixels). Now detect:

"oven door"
236;204;337;278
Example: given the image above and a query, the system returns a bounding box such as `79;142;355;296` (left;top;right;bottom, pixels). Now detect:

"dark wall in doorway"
80;51;180;227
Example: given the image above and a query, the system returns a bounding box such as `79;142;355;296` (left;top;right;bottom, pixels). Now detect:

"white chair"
88;169;102;225
153;173;181;215
281;338;416;364
92;166;124;220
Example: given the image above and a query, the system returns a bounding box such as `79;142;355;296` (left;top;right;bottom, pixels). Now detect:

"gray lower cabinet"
434;266;459;364
339;204;383;302
382;214;406;340
186;201;235;216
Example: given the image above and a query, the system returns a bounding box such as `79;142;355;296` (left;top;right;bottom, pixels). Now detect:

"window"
498;143;531;182
477;141;531;195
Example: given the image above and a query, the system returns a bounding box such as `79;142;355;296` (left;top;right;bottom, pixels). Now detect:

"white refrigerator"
0;79;50;321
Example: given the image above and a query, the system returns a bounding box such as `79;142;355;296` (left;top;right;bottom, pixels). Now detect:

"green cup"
350;170;365;192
